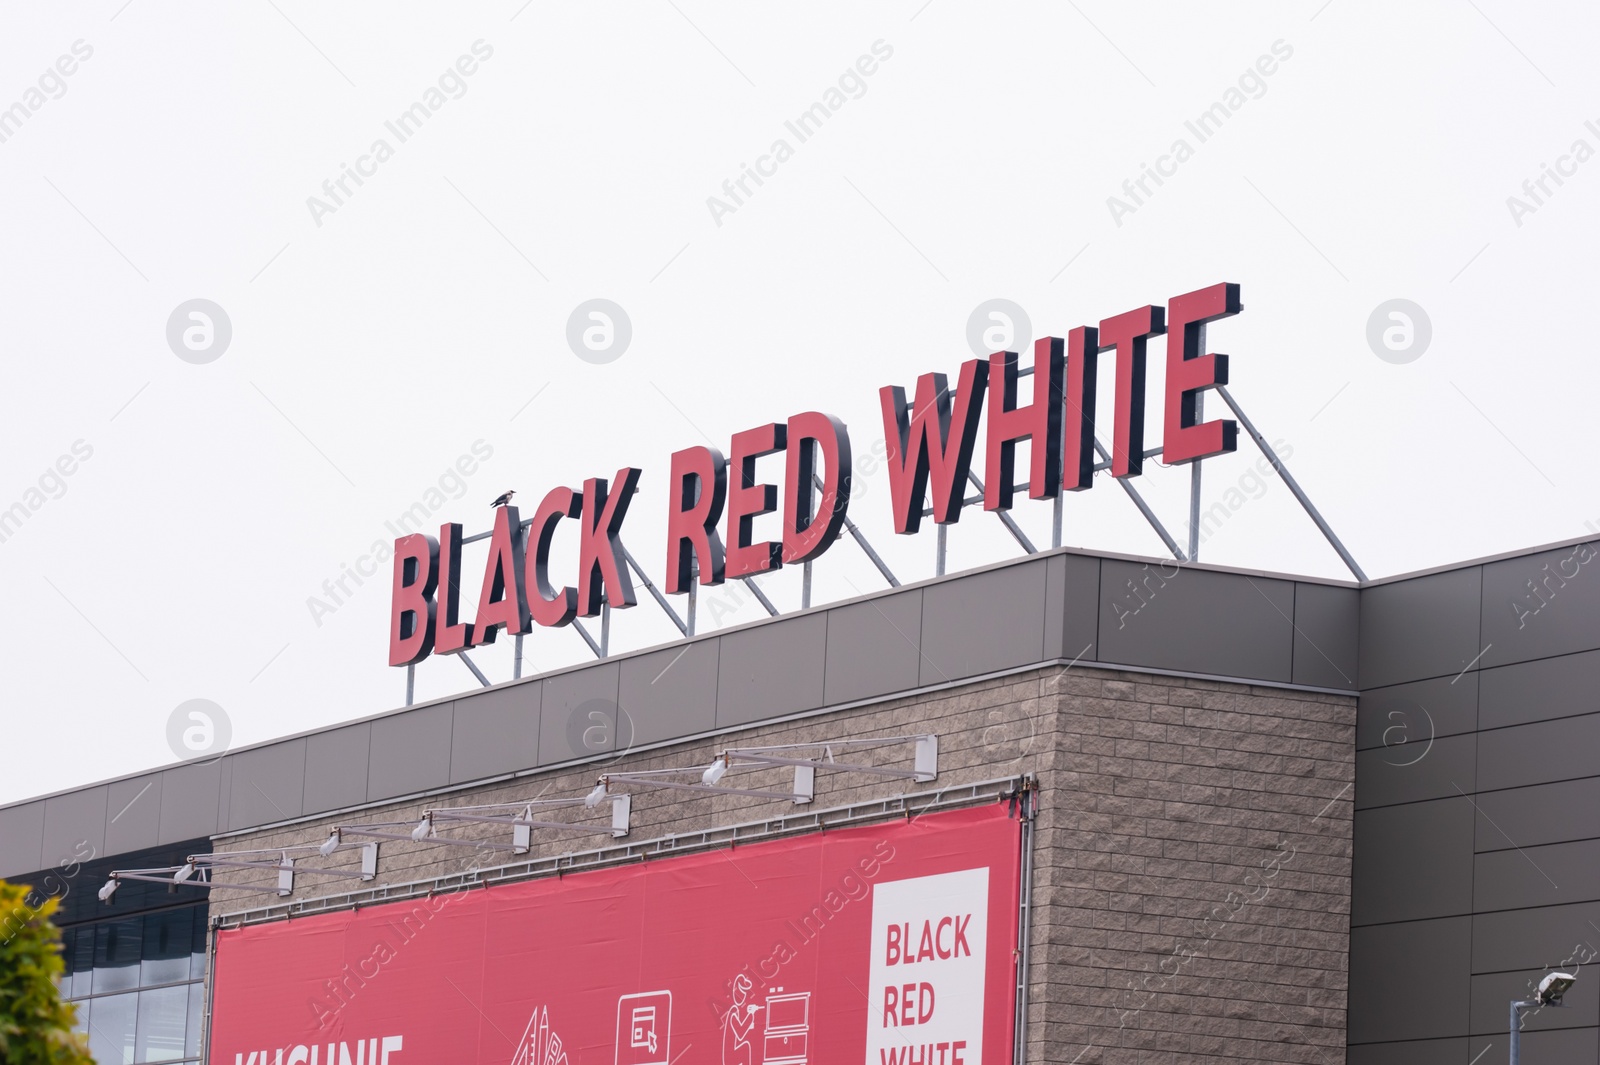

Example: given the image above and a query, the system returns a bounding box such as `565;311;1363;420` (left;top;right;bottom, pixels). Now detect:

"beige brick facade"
212;664;1355;1065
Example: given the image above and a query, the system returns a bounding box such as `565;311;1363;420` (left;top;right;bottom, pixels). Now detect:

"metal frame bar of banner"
402;367;1364;705
216;775;1033;928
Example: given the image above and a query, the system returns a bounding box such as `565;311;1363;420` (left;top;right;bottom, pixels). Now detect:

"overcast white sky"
1;1;1594;805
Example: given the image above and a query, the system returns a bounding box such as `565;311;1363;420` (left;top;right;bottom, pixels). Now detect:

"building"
2;530;1597;1065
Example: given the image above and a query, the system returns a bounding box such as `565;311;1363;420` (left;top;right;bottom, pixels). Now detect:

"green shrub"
0;881;93;1065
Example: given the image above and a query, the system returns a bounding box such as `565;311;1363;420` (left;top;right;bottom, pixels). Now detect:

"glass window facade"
62;904;208;1065
12;839;217;1065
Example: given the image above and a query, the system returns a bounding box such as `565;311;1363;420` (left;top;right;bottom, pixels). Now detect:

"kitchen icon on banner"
616;990;672;1065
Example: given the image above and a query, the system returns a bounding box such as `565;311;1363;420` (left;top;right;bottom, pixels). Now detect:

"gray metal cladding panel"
1470;970;1598;1035
539;662;622;764
716;612;828;728
1359;567;1483;689
1480;540;1600;667
1351;798;1475;925
450;680;541;783
41;786;107;864
1356;674;1479;752
618;641;718;747
1474;839;1600;914
1472;778;1600;852
1478;649;1600;731
303;724;371;813
157;760;223;845
1291;581;1359;689
1345;1039;1466;1065
919;559;1048;687
0;802;44;879
1472;900;1600;972
1095;562;1293;683
225;740;306;831
1347;917;1472;1043
367;703;453;801
1476;713;1600;793
103;775;162;857
1468;1028;1597;1065
822;588;923;706
1354;733;1476;809
1042;552;1100;663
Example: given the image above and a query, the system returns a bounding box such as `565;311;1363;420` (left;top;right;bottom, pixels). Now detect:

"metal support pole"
936;524;947;576
801;561;812;610
687;557;698;636
621;545;687;635
1216;385;1367;582
1510;999;1528;1065
1188;392;1203;562
741;576;779;616
600;601;610;657
513;633;523;680
405;663;415;707
572;619;603;658
1051;492;1063;550
1093;438;1187;562
456;651;491;688
814;474;898;587
967;471;1037;554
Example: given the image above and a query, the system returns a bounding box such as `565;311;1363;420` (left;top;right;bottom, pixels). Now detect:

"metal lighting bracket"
426;795;633;842
591;766;817;806
713;734;940;786
331;794;631;858
106;842;378;899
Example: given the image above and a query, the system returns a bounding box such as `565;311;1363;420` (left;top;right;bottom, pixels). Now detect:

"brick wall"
210;664;1355;1064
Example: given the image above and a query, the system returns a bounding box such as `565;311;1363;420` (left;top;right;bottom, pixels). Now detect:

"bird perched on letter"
490;490;516;508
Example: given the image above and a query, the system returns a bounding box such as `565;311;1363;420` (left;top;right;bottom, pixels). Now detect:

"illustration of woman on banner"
720;974;762;1065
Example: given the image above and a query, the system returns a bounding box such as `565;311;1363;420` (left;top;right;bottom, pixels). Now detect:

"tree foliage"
0;880;93;1065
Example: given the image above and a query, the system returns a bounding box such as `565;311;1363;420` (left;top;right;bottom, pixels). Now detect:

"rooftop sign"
389;283;1247;668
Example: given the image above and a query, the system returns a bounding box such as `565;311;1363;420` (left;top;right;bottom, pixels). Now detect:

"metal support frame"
455;650;491;688
814;473;898;587
1092;437;1187;562
1216;386;1366;581
712;735;939;783
1510;998;1531;1065
966;471;1037;554
1011;779;1037;1065
741;575;778;616
593;766;816;806
404;371;1363;708
622;545;687;635
218;777;1032;928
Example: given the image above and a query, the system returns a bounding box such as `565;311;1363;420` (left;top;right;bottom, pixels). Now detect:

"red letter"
879;359;988;534
665;446;726;594
1163;282;1240;465
388;533;437;666
472;505;528;645
985;338;1063;510
783;411;852;564
1062;326;1099;491
433;523;474;654
883;985;899;1027
725;423;786;579
577;468;641;618
886;922;901;964
528;487;581;628
1099;304;1166;478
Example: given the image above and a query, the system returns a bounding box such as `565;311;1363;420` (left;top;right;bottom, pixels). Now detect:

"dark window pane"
140;911;191;985
93;920;143;995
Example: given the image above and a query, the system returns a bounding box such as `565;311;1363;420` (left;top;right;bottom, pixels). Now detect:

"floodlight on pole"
1510;970;1577;1065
